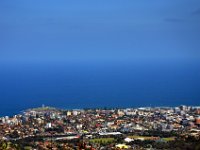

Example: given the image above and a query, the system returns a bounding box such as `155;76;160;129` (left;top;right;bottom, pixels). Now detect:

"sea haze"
0;61;200;116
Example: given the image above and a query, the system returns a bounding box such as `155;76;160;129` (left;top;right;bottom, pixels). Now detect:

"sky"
0;1;200;115
0;0;200;63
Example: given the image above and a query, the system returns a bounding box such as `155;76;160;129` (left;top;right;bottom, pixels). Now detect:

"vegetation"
90;138;115;144
162;137;175;141
0;135;199;149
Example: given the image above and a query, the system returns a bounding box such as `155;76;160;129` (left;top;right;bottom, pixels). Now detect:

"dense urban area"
0;105;200;150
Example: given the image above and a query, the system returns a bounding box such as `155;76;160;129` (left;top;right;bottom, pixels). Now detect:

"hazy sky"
0;0;200;63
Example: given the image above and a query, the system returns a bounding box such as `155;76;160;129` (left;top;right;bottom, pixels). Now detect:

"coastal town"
0;105;200;150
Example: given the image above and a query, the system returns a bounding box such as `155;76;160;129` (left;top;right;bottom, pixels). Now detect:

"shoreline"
1;104;200;118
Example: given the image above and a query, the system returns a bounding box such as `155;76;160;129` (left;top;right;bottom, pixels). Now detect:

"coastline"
1;104;200;118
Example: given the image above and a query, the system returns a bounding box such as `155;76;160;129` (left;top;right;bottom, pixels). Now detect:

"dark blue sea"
0;61;200;117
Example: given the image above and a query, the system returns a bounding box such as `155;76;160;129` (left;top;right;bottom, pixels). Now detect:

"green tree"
0;140;8;150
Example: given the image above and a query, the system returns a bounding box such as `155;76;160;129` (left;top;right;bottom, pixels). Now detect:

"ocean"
0;61;200;116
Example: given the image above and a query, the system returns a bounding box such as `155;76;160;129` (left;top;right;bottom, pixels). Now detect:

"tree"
0;140;8;150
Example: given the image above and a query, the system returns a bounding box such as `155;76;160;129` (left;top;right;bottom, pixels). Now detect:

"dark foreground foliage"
0;135;200;150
